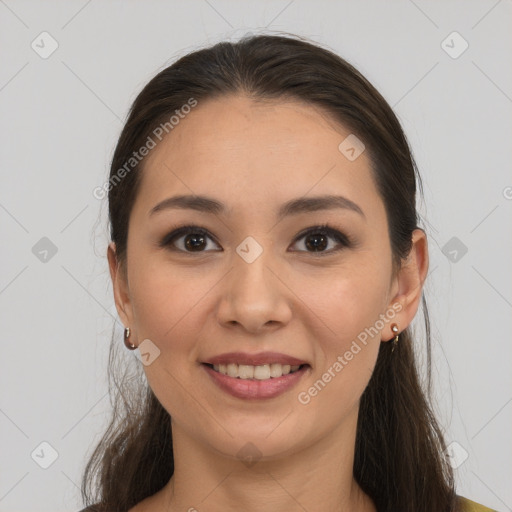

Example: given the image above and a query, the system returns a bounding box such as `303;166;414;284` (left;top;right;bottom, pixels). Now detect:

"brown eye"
290;225;352;255
159;223;353;256
304;232;329;252
183;233;207;251
160;226;221;253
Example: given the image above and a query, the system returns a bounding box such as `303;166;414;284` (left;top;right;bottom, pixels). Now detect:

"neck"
152;407;376;512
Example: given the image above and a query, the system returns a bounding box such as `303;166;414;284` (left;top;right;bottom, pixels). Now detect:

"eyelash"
159;223;354;257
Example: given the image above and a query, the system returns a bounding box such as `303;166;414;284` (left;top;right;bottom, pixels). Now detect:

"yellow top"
458;495;498;512
78;496;498;512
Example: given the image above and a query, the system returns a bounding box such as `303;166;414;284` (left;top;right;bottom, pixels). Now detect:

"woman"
79;34;497;512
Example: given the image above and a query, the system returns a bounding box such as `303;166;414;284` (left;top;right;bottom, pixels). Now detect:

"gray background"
1;1;511;511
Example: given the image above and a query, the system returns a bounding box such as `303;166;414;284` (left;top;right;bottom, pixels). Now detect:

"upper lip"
203;351;308;366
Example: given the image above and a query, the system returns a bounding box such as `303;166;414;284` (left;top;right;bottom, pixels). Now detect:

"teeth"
238;365;254;379
254;364;270;380
227;363;238;377
211;363;303;379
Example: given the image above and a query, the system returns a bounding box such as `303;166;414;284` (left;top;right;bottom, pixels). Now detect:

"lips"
203;351;308;367
200;351;310;399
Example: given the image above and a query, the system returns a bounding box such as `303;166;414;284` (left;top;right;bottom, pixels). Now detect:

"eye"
159;223;353;256
289;224;352;255
159;225;221;253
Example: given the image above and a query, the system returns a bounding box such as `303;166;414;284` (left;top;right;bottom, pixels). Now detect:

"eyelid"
289;224;353;255
158;225;222;251
159;223;354;254
291;224;350;244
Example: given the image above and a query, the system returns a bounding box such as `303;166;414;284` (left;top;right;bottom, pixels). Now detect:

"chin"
199;416;310;463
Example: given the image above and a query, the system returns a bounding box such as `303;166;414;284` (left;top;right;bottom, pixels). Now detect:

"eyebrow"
149;194;365;220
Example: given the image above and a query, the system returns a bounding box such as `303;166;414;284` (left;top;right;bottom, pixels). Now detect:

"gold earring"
124;327;137;350
390;323;399;353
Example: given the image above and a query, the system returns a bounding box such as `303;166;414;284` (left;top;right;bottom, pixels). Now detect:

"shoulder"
457;495;498;512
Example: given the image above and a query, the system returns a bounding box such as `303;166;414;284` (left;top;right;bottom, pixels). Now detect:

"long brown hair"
82;33;456;512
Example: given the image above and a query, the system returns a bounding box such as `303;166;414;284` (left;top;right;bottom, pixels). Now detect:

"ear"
383;228;429;341
107;242;135;330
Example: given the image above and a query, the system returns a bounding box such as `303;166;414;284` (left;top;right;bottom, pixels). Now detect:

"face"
111;95;406;462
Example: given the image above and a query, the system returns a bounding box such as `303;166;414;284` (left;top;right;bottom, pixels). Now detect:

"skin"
108;95;429;512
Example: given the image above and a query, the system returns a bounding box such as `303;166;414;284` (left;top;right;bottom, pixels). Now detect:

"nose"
216;248;293;334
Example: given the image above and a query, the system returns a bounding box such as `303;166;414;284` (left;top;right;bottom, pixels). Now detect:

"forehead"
134;95;382;220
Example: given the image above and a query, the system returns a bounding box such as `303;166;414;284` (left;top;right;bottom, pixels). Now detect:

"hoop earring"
390;323;399;353
124;327;137;350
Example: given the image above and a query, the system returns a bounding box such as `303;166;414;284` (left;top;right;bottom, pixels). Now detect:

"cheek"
297;283;384;418
302;264;389;394
128;255;210;343
307;262;390;344
128;261;212;420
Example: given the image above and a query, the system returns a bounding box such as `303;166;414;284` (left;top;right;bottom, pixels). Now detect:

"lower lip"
202;364;309;400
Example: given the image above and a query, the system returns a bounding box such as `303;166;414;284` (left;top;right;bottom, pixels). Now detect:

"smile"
202;362;310;400
207;362;305;380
